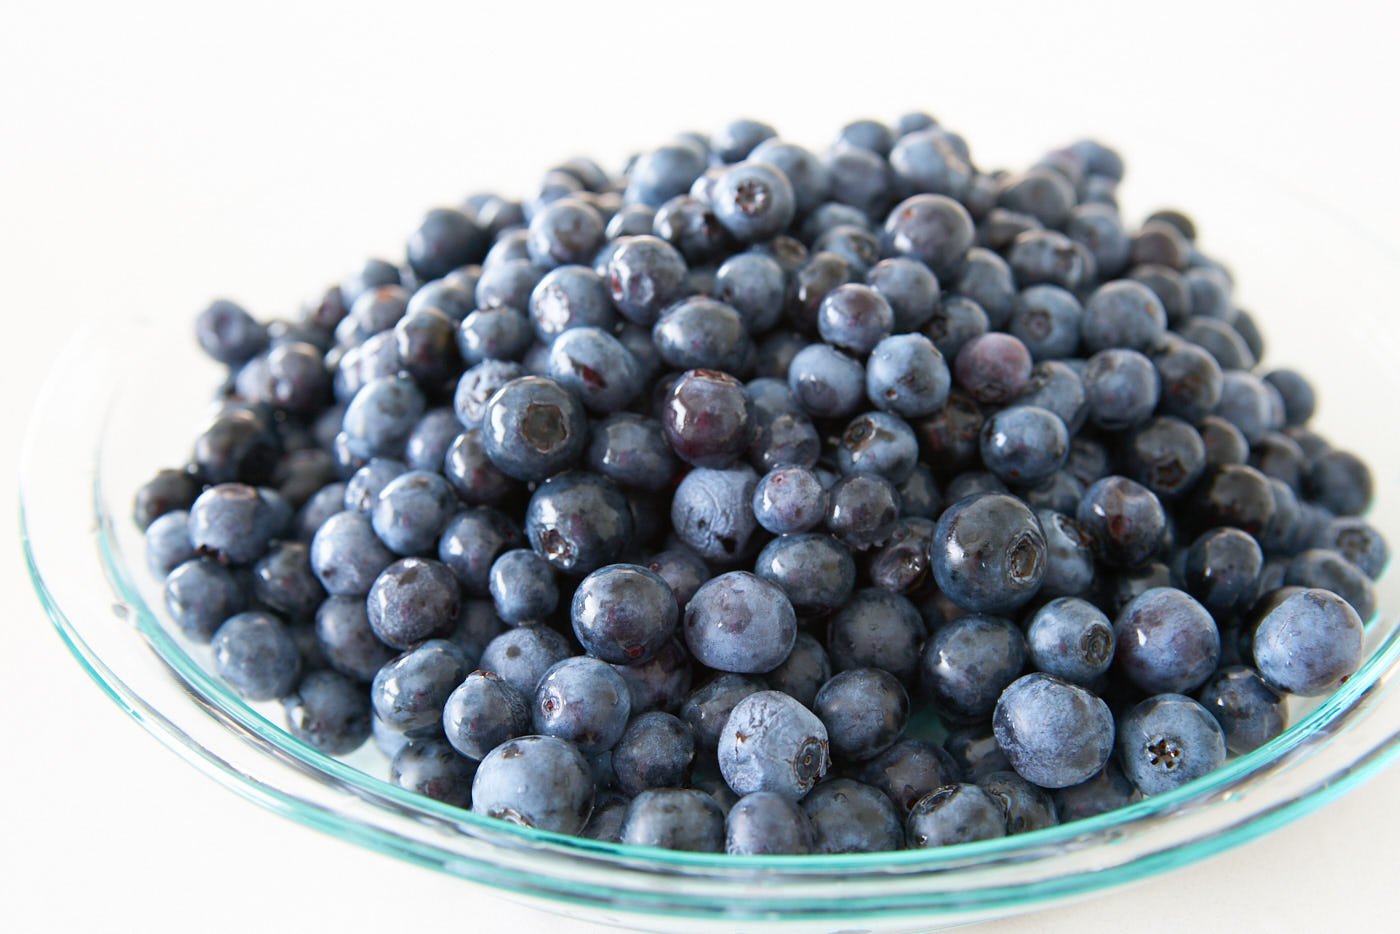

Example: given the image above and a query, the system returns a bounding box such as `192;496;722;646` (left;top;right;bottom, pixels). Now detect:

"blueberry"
1080;281;1167;353
581;793;632;842
827;588;924;684
882;194;974;277
856;739;961;818
866;257;940;331
1306;448;1374;517
752;465;828;534
867;516;937;595
486;549;558;626
889;129;973;200
954;333;1033;405
314;596;395;682
1034;509;1096;597
526;265;614;344
661;369;755;469
479;376;589;481
626;144;708;208
718;690;830;799
340;258;402;308
189;483;280;565
787;250;853;333
1253;588;1365;695
145;510;195;579
712;251;786;335
1007;229;1091;291
392;739;477;807
814;283;893;356
824;474;900;551
1183;527;1264;618
1122;416;1208;501
953;248;1016;330
981;770;1058;834
897;466;945;520
611;712;696;796
1114;587;1220;694
943;726;1012;782
478;626;573;698
524;470;633;576
1065;203;1131;279
801;778;905;853
1189;464;1276;539
164;558;248;642
755;533;857;614
683;571;797;674
472;734;594;833
371;470;458;557
921;615;1027;721
283;669;371;755
1077;476;1166;569
133;468;203;530
250;541;324;622
344;458;408;514
211;611;303;701
1026;598;1115;685
605;235;689;326
196;299;267;365
836;412;919;484
619;788;725;852
726;791;817;855
371;639;470;735
408;277;475;324
814;668;910;762
978;405;1070;486
710;160;797;243
787;344;866;419
1314;517;1389;580
407;207;486;282
993;673;1115;788
1008;285;1081;361
907;783;1007;847
532;657;632;755
670;465;759;562
1197;665;1287;754
442;430;518;506
366;557;461;650
1263;368;1316;427
825;146;892;218
1117;694;1226;796
642;548;711;614
568;563;677;665
437;506;525;595
998;167;1076;227
749;139;831;214
931;493;1046;613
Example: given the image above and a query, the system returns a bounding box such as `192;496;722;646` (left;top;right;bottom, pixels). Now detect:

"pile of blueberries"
134;113;1389;855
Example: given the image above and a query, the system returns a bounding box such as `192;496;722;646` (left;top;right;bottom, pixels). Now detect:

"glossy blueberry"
1197;666;1287;755
867;516;937;595
931;493;1046;614
827;588;924;684
544;326;642;415
820;473;897;551
866;257;939;331
954;333;1033;405
472;734;594;833
401;410;459;476
625;143;708;207
813;284;892;357
992;673;1115;789
836;412;919;484
580;415;673;494
651;297;752;374
163;558;247;642
718;690;830;799
1121;416;1207;501
145;510;195;579
597;238;683;330
314;596;394;682
370;470;458;557
250;541;324;621
710;253;784;336
678;674;765;752
921;615;1027;721
755;533;857;614
211;611;302;701
580;793;631;843
670;465;759;563
611;712;696;796
342;374;425;460
480;376;589;482
391;739;477;807
478;626;573;698
343;458;407;514
133;468;202;531
366;557;461;650
660;369;754;469
1009;285;1082;361
888;128;972;200
1007;229;1091;291
854;740;959;818
1189;464;1276;539
1079;280;1167;353
1076;476;1166;569
283;669;371;755
525;470;633;576
752;465;827;534
709;160;796;243
1183;528;1264;618
683;571;797;675
441;431;517;506
526;197;605;269
454;306;531;366
570;563;677;665
407;276;475;324
1032;509;1095;597
188;483;279;565
532;657;632;755
786;344;865;420
1027;598;1115;685
725;791;816;855
487;549;558;625
1113;587;1220;694
619;788;725;852
1081;349;1159;431
906;783;1006;848
814;668;910;762
1253;587;1365;696
642;548;711;614
1117;694;1226;796
978;405;1070;487
371;639;470;735
437;506;525;595
800;778;905;853
525;266;614;345
882;194;974;277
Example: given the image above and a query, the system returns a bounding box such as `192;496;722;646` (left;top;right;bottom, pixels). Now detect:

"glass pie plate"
20;148;1400;933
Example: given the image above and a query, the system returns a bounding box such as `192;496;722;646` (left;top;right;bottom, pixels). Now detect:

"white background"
4;2;1400;931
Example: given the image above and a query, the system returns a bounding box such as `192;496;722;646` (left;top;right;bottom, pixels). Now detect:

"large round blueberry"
532;657;632;756
813;668;910;763
726;791;817;855
711;160;796;243
1026;598;1115;686
472;735;594;834
931;493;1046;613
1113;587;1220;694
992;673;1115;789
1076;476;1166;569
367;557;461;650
619;788;726;852
1117;694;1226;796
1253;588;1365;696
827;588;924;684
525;471;634;576
661;369;755;469
754;533;857;614
283;670;371;755
802;778;906;853
718;691;830;799
211;611;302;701
481;376;589;482
906;784;1006;848
921;615;1027;721
684;571;797;674
670;465;759;562
1197;666;1288;755
571;563;678;665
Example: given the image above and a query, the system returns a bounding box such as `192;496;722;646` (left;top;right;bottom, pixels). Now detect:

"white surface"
4;2;1400;931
